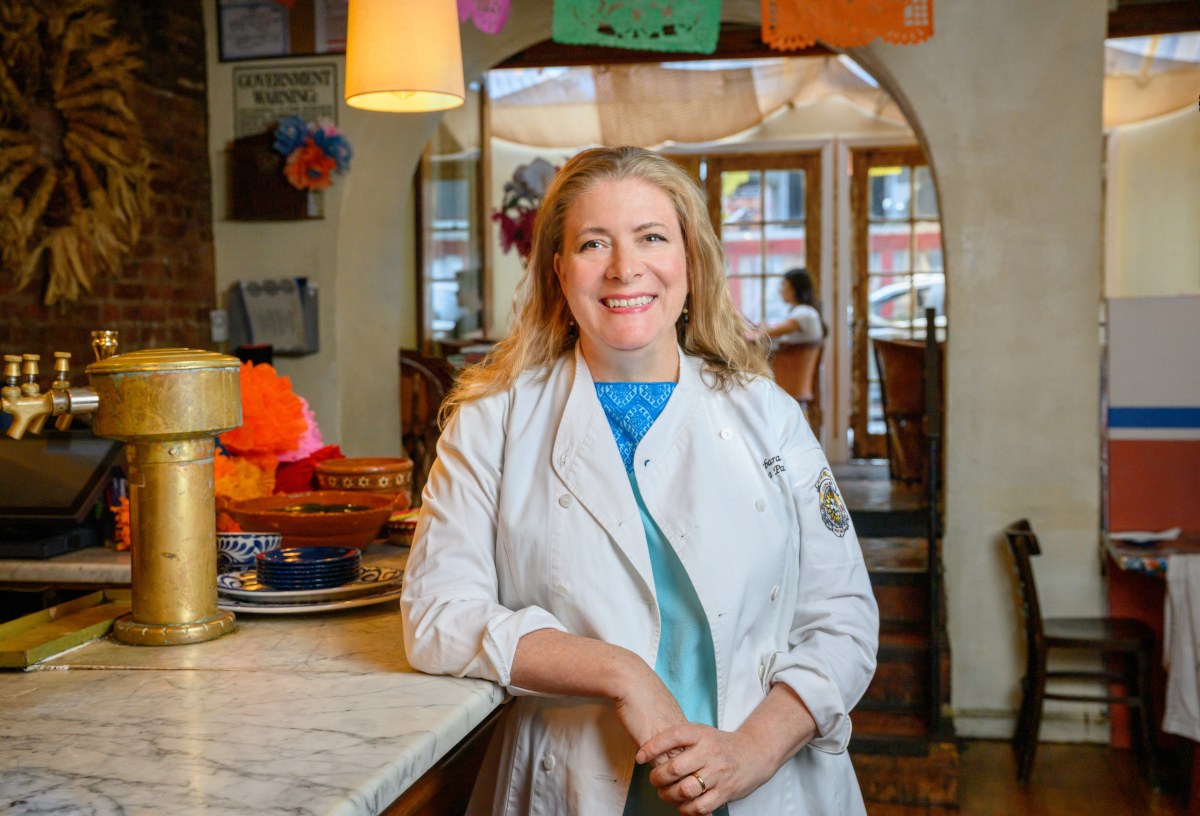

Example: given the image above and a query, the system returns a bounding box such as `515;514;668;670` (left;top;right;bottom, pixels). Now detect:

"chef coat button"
558;494;573;508
758;663;766;682
720;428;733;440
555;583;569;597
542;753;556;771
755;498;766;512
771;585;780;600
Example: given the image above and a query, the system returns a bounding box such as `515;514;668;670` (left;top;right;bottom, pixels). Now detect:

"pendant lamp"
345;0;465;112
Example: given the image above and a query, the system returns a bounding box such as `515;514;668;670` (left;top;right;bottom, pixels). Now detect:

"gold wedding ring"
692;772;707;794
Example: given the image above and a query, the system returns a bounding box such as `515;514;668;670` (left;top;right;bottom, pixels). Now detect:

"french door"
704;152;823;431
849;147;944;459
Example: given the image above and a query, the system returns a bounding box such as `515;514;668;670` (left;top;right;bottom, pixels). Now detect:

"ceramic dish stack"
254;546;361;590
217;556;404;615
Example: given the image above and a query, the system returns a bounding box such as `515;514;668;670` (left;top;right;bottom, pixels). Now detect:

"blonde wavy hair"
441;146;771;424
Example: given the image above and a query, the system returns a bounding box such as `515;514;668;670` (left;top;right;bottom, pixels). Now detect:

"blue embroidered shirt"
594;382;726;816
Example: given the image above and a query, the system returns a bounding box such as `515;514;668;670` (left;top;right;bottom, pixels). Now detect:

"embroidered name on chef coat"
762;455;786;479
815;468;851;537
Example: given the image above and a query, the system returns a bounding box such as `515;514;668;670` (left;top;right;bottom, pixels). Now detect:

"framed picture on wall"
218;0;347;62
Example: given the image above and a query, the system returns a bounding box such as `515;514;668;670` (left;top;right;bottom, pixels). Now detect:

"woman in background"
760;268;824;346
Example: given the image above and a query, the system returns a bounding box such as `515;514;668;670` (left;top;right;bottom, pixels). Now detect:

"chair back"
1005;519;1045;655
400;350;457;506
773;341;822;403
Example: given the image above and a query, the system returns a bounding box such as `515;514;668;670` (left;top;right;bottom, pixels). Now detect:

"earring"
680;298;690;327
568;317;578;341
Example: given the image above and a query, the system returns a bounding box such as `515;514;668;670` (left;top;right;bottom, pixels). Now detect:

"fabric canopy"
489;56;905;148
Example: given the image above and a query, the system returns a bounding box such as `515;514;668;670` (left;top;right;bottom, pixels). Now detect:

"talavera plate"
217;566;402;603
218;586;404;615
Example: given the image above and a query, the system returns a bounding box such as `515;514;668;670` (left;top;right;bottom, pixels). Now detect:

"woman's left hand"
638;724;772;814
637;683;819;814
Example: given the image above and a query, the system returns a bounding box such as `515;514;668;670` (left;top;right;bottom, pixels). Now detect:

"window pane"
914;221;942;272
764;222;806;276
914;165;938;218
722;224;760;276
868;166;911;220
721;170;761;223
429;156;481;340
868;274;915;338
764;169;805;222
867;223;911;273
911;271;946;340
728;276;764;323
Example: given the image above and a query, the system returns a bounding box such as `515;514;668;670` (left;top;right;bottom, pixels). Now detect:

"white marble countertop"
0;546;132;585
0;544;506;816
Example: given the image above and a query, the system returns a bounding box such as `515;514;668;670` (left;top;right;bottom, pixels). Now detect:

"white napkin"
1164;555;1200;741
1112;527;1182;544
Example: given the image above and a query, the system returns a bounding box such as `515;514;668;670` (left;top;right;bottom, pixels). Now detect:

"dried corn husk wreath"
0;0;152;305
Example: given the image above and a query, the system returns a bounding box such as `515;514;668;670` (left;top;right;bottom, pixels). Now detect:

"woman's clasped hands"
631;682;821;815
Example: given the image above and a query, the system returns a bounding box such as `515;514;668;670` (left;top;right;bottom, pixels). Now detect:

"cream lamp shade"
345;0;465;112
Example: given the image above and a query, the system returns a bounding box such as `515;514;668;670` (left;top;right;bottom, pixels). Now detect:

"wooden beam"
495;24;833;69
1109;1;1200;39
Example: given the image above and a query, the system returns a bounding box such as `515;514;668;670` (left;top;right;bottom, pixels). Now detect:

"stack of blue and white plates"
255;546;361;590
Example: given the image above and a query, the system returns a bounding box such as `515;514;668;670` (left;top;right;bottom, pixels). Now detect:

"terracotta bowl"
224;491;395;552
314;457;413;510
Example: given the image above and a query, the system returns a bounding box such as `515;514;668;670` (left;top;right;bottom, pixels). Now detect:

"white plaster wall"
1107;106;1200;299
848;0;1109;739
202;0;430;456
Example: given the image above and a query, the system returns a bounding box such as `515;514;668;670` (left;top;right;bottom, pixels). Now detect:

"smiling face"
553;177;689;382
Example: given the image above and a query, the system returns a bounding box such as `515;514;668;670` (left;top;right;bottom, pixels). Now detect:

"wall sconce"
345;0;465;113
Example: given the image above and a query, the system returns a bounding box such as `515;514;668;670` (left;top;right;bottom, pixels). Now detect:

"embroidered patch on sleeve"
814;468;850;537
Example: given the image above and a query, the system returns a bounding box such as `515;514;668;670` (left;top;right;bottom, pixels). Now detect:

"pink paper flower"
276;396;324;463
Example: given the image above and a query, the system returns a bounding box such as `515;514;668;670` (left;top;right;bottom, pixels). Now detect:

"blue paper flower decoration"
312;128;353;173
273;116;309;156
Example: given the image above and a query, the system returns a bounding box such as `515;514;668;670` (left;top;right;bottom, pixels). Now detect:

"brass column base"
112;610;237;646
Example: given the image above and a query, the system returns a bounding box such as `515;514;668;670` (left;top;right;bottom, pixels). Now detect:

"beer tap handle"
53;352;74;431
2;355;20;399
21;354;40;396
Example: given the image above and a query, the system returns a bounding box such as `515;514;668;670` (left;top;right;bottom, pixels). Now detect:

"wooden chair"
1005;520;1158;788
772;341;823;430
874;338;943;484
400;350;457;507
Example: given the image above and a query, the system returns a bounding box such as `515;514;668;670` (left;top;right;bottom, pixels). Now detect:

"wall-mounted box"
228;277;319;356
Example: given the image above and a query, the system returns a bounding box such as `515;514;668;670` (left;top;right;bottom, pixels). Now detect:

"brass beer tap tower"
1;333;243;645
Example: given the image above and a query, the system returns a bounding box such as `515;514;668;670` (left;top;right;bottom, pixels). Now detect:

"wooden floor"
866;740;1185;816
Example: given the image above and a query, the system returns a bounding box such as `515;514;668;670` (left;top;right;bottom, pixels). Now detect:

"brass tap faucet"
2;336;244;648
1;351;100;439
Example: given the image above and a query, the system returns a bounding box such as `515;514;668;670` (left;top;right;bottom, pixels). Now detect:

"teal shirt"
594;383;727;816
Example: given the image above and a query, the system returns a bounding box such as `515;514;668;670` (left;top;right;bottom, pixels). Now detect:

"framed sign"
218;0;348;62
233;62;338;138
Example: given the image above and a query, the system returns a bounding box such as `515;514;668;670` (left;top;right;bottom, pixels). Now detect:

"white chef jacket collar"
551;343;704;593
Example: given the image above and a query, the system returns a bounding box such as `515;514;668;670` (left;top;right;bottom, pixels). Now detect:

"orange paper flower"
214;451;277;502
219;363;307;459
284;137;337;191
111;497;130;551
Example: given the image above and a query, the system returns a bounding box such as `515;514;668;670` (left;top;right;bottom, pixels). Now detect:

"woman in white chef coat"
401;147;878;816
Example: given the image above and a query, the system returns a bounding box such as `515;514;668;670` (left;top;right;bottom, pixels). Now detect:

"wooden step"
860;537;929;572
853;710;928;739
870;575;929;628
860;628;930;711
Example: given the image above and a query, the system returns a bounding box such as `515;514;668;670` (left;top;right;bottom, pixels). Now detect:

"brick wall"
0;1;214;384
